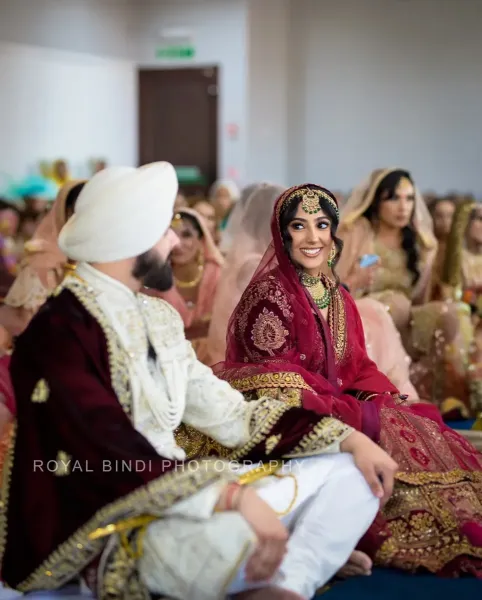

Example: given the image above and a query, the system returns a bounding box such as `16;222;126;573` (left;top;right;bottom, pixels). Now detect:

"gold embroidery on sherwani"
265;434;282;455
284;417;352;458
62;275;133;416
256;387;302;407
54;451;72;477
174;423;232;460
31;379;49;403
6;461;230;594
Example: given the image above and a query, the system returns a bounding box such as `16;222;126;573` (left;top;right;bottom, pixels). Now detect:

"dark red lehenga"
214;185;482;576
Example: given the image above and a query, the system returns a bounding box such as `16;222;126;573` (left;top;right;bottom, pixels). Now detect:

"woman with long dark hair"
215;183;482;578
337;168;479;417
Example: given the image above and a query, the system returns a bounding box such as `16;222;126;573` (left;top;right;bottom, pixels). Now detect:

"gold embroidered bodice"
371;239;414;298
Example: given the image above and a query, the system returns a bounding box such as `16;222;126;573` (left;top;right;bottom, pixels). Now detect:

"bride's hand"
341;430;398;506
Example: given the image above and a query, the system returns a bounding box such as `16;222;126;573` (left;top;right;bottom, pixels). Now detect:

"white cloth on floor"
139;453;379;600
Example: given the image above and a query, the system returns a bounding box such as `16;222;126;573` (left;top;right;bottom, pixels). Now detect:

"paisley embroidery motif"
251;308;289;355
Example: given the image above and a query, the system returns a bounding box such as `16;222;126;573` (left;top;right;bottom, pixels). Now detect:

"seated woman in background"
0;180;85;483
0;200;21;280
49;158;71;187
148;208;224;364
207;183;285;364
6;174;57;228
218;182;259;255
215;183;482;578
0;180;86;349
192;199;219;242
441;199;482;419
209;178;240;246
336;168;477;415
428;195;457;300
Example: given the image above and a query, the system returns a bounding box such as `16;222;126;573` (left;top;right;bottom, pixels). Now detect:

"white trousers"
140;453;379;600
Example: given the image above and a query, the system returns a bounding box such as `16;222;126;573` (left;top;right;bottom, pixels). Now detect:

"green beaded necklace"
300;271;331;309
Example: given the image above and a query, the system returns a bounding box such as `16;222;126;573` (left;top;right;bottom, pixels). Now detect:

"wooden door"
138;67;218;196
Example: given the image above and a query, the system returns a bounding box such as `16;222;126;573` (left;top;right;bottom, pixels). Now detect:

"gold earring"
327;247;336;268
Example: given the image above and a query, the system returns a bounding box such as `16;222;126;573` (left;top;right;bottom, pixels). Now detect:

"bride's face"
287;202;333;276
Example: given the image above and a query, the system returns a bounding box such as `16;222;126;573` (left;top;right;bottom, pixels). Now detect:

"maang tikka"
301;189;322;215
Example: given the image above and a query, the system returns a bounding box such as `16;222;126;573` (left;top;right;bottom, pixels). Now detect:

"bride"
215;183;482;578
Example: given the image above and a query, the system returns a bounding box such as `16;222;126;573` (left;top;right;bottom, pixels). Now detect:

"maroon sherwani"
0;284;350;597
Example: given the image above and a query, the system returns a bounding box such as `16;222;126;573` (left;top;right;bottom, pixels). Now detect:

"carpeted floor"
317;568;481;599
447;419;476;430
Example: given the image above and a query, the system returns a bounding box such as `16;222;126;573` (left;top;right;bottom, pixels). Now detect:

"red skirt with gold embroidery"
361;403;482;576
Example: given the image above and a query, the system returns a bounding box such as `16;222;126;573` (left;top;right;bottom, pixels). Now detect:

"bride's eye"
290;222;304;230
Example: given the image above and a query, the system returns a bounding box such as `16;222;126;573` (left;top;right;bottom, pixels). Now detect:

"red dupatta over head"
215;184;399;434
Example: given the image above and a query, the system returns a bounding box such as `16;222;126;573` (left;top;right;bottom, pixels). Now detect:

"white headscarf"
58;162;178;262
208;179;240;204
207;183;286;364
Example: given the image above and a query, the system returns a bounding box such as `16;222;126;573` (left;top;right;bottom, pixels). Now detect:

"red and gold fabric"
215;184;482;576
0;286;352;595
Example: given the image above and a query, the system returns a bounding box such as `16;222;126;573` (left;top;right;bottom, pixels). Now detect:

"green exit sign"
156;45;195;59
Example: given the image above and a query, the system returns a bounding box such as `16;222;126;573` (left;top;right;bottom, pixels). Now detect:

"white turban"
58;162;178;263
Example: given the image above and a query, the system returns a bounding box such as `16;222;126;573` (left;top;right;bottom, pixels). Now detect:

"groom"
1;163;397;600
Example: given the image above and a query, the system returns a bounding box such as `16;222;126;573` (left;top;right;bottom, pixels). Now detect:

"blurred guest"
92;159;107;175
7;175;57;223
145;208;224;364
192;199;218;239
0;200;21;276
50;159;71;187
0;181;86;346
429;196;457;300
209;178;240;233
219;182;258;255
174;191;188;211
208;183;284;364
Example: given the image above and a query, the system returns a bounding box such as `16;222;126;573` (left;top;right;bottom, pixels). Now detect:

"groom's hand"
216;484;288;582
341;430;398;506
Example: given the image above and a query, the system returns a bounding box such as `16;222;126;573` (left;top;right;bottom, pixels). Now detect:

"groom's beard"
132;249;174;292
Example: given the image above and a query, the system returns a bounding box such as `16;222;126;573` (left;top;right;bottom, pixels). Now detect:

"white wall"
0;0;134;59
0;42;137;179
0;0;137;179
246;0;289;186
287;0;482;195
1;0;481;194
133;0;249;183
